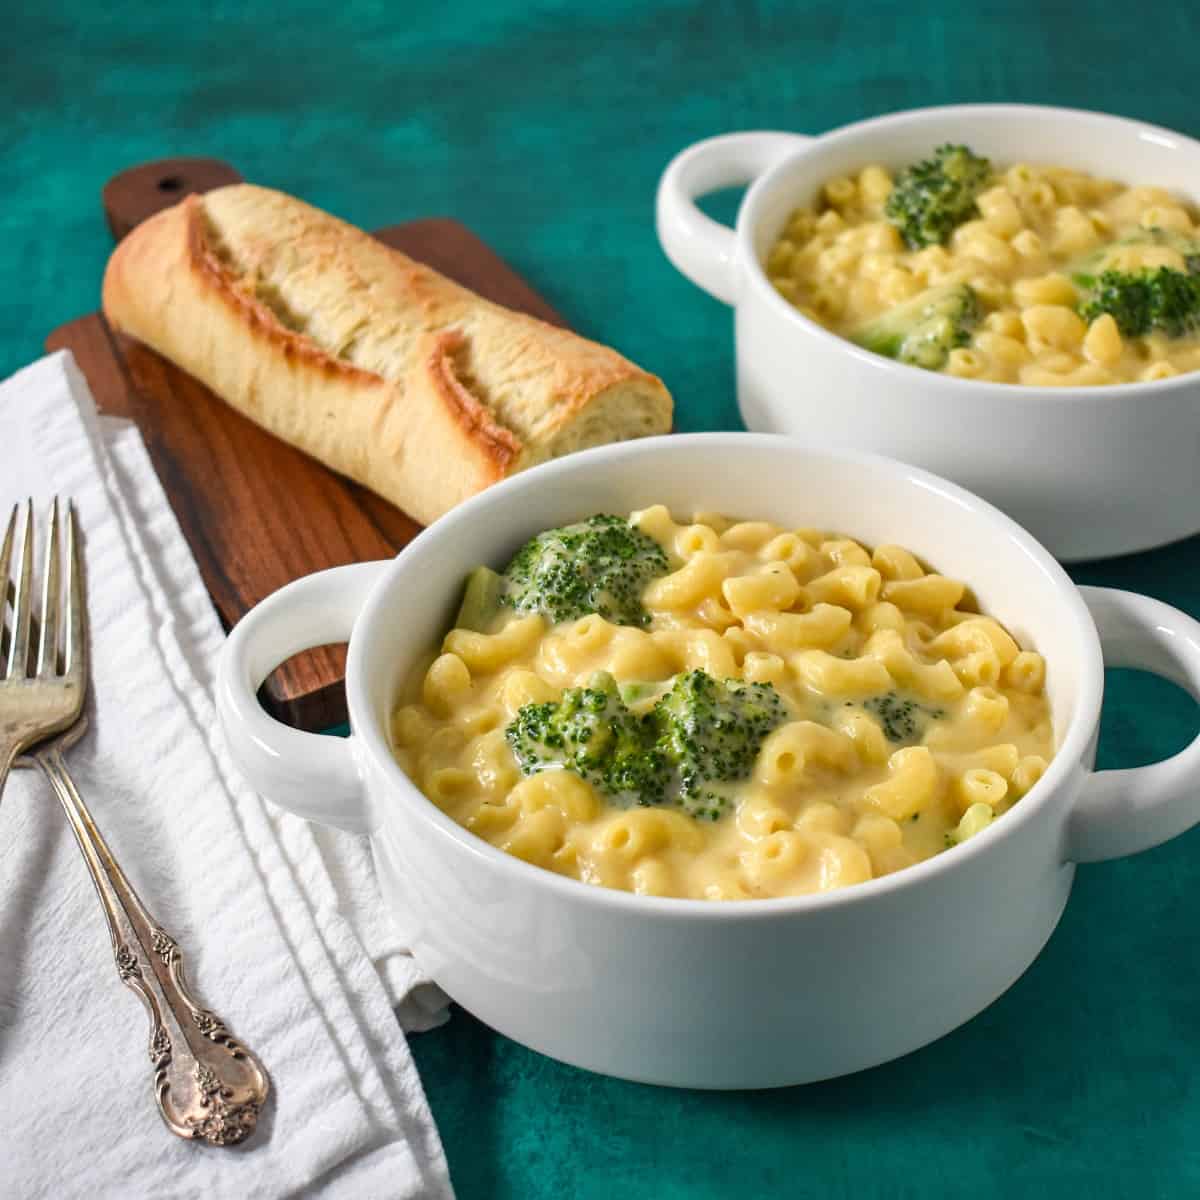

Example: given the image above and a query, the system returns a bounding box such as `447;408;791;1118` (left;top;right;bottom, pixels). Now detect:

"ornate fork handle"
28;722;270;1145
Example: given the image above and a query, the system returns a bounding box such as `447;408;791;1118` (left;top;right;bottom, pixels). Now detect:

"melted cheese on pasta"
391;511;1054;900
766;160;1200;385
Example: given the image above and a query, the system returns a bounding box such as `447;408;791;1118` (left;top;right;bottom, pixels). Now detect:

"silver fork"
0;499;85;796
7;498;270;1144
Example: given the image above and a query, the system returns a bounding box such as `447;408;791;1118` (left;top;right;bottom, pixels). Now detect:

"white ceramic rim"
345;433;1106;917
738;102;1200;401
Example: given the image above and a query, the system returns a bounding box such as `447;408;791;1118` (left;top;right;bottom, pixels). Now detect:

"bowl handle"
656;131;812;305
1066;586;1200;862
215;561;390;835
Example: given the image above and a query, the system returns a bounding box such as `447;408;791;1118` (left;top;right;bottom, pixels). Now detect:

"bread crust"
101;185;671;524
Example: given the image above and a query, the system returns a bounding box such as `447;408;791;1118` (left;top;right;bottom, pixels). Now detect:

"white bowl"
216;434;1200;1088
656;104;1200;561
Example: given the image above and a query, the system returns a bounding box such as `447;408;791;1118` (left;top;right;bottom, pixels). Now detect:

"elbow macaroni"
392;512;1054;900
767;159;1200;384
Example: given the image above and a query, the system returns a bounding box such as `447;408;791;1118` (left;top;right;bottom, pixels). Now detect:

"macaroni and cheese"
391;510;1054;900
766;147;1200;385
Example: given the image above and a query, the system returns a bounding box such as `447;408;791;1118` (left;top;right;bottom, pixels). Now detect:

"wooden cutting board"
46;158;568;731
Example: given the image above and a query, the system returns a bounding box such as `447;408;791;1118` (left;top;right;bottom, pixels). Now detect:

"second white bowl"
656;104;1200;561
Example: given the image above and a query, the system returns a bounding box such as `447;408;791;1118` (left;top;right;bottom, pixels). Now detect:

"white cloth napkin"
0;352;453;1199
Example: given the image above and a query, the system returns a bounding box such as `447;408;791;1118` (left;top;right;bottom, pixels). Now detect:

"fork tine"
6;499;33;679
37;497;61;676
0;505;15;660
0;503;15;598
64;501;86;681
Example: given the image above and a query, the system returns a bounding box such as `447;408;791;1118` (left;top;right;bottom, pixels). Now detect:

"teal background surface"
6;3;1200;1196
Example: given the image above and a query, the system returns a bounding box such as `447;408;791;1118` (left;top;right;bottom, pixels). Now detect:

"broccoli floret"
652;670;787;820
1069;227;1200;338
501;514;669;627
1077;267;1200;339
504;669;787;819
851;283;981;370
859;692;944;744
884;144;992;249
505;671;670;806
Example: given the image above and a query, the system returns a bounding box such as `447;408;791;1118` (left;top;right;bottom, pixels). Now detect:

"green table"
8;3;1200;1196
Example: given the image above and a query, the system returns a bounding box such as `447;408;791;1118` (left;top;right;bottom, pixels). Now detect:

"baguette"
101;184;672;525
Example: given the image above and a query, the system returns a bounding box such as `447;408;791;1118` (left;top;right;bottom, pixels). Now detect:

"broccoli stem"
455;566;505;632
851;283;980;370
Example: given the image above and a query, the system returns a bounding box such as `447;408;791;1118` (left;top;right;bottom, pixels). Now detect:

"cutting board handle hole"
157;175;184;193
254;642;351;730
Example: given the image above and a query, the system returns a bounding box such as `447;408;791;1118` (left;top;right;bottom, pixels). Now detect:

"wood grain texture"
47;212;568;730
